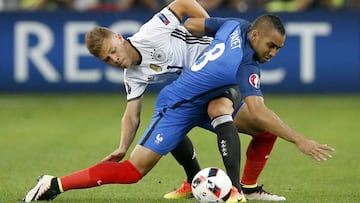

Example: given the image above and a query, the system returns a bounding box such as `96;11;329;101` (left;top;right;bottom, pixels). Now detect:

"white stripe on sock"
211;115;233;128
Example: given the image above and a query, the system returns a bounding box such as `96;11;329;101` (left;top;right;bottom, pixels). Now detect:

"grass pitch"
0;93;359;203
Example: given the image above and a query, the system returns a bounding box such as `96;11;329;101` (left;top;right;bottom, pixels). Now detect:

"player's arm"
168;0;209;20
244;95;335;161
103;97;142;162
185;17;249;37
185;17;229;37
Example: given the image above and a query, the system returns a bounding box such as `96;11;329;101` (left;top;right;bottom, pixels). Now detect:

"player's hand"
296;139;335;161
102;148;127;162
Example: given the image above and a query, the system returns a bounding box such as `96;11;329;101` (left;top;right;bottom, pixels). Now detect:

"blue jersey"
138;18;264;155
160;19;263;109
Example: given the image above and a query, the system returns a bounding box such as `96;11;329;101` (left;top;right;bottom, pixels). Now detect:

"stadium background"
1;1;360;202
1;0;360;93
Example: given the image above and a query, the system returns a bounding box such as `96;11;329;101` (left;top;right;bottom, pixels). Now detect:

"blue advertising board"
0;9;359;93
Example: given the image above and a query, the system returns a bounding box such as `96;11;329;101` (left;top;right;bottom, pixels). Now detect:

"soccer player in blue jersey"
24;12;335;202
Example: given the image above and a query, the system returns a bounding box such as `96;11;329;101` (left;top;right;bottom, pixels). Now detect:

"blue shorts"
137;86;245;155
137;103;210;155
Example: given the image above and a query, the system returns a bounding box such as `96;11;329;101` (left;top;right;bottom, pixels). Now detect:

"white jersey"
125;7;212;100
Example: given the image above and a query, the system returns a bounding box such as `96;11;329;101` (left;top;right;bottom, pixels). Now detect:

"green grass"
1;93;359;203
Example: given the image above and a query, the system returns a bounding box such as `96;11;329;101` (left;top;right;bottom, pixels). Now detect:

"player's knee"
208;98;233;119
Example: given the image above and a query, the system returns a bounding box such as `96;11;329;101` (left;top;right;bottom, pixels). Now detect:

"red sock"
60;160;142;191
241;131;277;186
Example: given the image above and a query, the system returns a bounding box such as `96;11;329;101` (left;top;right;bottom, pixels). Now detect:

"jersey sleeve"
124;79;148;101
130;7;181;43
204;17;228;37
205;17;249;37
236;64;263;99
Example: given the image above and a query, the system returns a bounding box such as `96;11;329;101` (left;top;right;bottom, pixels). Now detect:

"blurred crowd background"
1;0;360;12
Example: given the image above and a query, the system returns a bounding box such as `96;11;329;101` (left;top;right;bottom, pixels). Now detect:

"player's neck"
127;39;141;65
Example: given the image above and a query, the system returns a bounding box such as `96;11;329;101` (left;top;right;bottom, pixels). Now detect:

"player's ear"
114;33;123;40
251;29;259;38
250;29;259;42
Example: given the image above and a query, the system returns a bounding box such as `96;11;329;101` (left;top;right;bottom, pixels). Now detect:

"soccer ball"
191;167;232;203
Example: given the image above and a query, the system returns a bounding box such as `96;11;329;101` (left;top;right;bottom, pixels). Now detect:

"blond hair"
85;26;114;57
